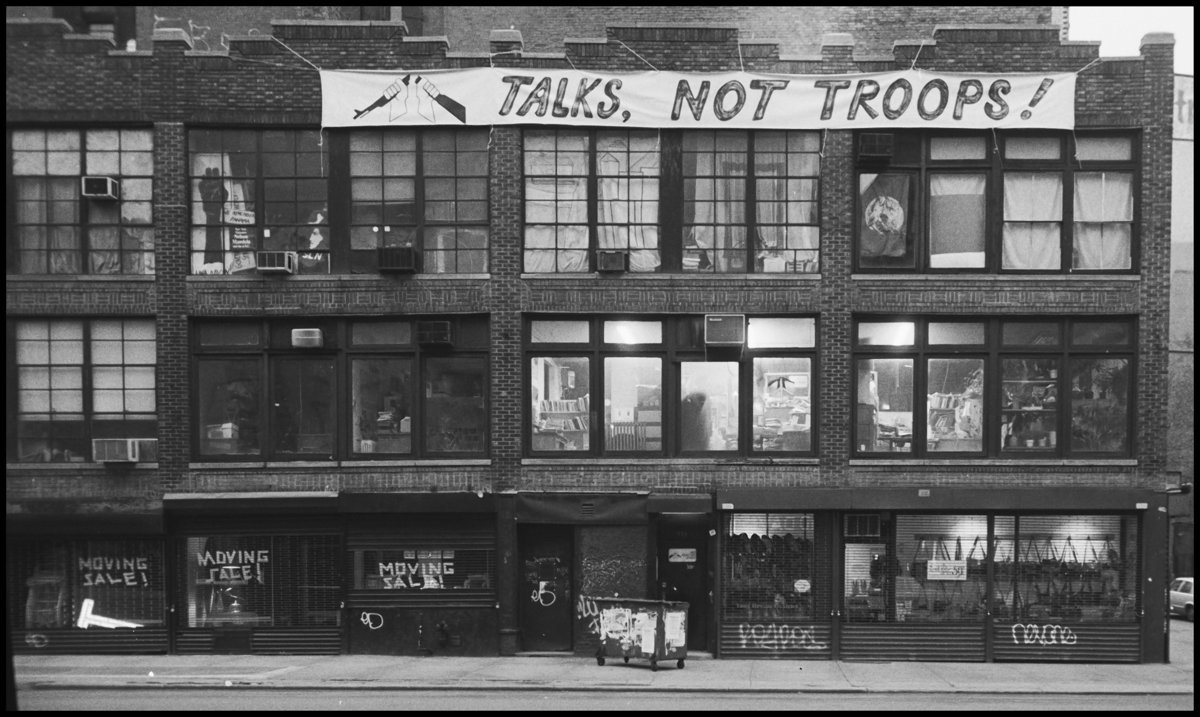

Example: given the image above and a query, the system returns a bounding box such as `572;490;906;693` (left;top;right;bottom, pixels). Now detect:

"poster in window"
859;174;911;259
226;208;258;273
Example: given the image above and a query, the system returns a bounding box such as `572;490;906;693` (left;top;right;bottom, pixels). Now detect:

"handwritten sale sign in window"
926;559;968;581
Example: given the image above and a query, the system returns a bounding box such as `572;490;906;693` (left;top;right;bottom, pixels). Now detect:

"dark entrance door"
657;515;709;651
518;524;573;651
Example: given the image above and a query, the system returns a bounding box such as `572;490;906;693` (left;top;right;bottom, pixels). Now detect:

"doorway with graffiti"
518;524;573;651
657;514;710;651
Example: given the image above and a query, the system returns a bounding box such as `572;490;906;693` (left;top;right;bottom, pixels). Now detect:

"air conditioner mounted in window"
291;328;324;348
378;246;420;273
704;314;746;346
596;249;628;273
256;250;297;274
858;132;894;160
416;320;453;345
81;176;120;200
92;438;157;463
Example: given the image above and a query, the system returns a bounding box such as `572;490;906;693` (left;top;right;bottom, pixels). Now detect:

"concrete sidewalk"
12;652;1195;694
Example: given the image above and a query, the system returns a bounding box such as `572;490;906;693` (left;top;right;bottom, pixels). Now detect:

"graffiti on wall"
1010;623;1078;646
580;556;645;595
736;623;828;651
576;594;601;635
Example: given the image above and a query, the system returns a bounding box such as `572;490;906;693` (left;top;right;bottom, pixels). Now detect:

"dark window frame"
851;316;1136;458
853;130;1140;274
8;317;158;463
187;127;329;275
525;315;819;457
332;127;490;275
521;128;822;274
8;127;156;276
191;317;489;461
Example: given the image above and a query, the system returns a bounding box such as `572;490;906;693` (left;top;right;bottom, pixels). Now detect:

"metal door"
657;515;709;651
518;525;573;651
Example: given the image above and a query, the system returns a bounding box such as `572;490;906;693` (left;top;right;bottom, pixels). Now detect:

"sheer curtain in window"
1073;172;1132;270
597;132;660;272
524;134;589;273
1002;172;1061;270
755;147;788;270
686;159;746;272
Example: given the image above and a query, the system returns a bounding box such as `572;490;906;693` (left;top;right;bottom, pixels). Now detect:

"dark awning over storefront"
164;491;339;514
516;493;648;523
716;487;1160;512
339;492;495;513
647;493;713;513
6;511;163;535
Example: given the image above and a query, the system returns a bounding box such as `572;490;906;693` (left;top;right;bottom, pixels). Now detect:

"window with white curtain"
1072;172;1132;270
10;129;155;275
523;129;820;273
1002;172;1063;270
855;132;1137;273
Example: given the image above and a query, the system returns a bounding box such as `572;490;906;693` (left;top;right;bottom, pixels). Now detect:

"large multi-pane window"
9;129;154;275
853;317;1133;457
10;319;157;462
348;129;488;273
8;538;166;631
684;131;820;273
189;129;328;274
527;315;816;455
179;534;340;628
523;130;820;273
855;132;1136;273
193;317;488;460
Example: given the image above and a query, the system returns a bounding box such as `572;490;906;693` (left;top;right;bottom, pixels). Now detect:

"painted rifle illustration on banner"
352;74;468;124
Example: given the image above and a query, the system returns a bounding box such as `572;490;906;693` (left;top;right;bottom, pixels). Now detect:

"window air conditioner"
858;132;894;160
256;250;298;274
596;249;628;273
92;438;157;463
416;320;453;345
378;246;420;273
81;176;120;200
704;314;746;346
291;328;324;348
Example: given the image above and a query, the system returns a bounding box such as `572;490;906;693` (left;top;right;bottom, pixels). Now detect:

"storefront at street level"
7;512;167;655
714;487;1165;662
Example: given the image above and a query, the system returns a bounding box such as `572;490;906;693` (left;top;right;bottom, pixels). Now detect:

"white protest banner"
322;67;1075;130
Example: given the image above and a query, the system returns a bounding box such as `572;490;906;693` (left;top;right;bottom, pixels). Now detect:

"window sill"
189;459;492;469
6;274;155;282
522;273;821;281
186;273;490;281
523;456;820;466
8;461;159;470
849;458;1138;467
851;273;1140;282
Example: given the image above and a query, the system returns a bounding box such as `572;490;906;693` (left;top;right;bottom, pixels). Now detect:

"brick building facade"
6;7;1177;662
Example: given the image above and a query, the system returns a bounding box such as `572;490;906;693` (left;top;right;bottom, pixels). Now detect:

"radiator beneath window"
608;422;646;451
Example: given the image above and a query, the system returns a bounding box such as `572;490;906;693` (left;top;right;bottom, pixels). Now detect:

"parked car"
1169;577;1193;621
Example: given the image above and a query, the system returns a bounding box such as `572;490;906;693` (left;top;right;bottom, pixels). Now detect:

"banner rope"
614;39;659;72
272;36;321;71
1074;57;1103;75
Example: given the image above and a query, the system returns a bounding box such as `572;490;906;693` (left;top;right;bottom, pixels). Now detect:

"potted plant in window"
1070;360;1128;452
